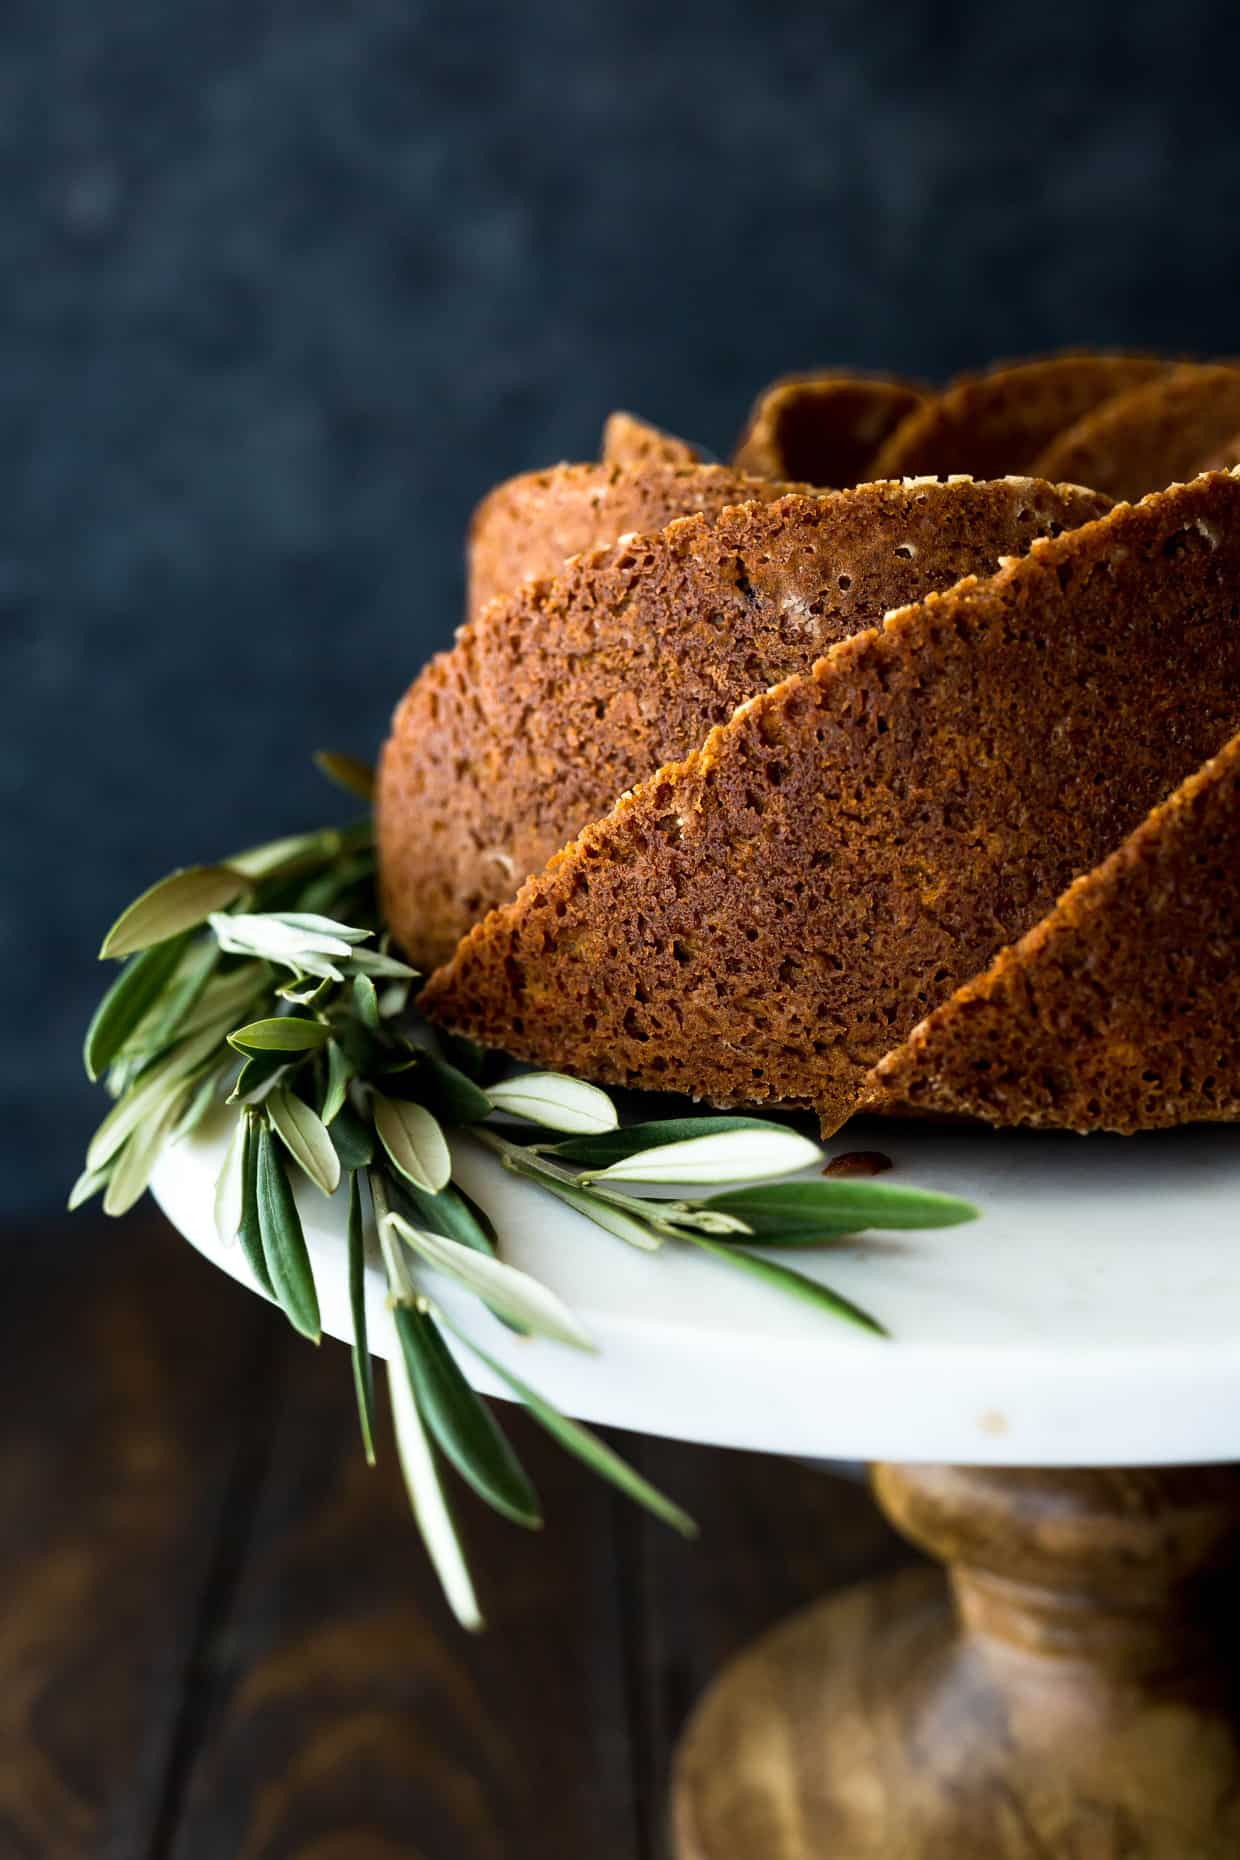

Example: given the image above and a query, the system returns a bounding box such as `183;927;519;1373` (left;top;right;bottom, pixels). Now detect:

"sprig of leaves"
77;764;979;1628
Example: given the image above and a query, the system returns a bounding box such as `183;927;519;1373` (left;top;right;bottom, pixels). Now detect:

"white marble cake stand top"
151;1111;1240;1468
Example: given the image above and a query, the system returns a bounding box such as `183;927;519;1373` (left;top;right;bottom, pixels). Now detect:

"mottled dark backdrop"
5;0;1240;1215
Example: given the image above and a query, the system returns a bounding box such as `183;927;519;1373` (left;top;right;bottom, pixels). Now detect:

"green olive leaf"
83;932;193;1080
328;1100;376;1172
267;1084;342;1196
373;1093;451;1193
237;1114;274;1294
485;1072;617;1135
255;1121;321;1341
387;1349;482;1631
443;1316;695;1538
685;1234;887;1337
313;749;376;802
581;1125;822;1187
353;972;381;1032
228;1017;330;1055
407;1053;494;1126
100;866;251;959
547;1114;795;1168
321;1039;357;1126
703;1178;978;1239
347;1172;376;1466
393;1304;541;1529
385;1212;592;1350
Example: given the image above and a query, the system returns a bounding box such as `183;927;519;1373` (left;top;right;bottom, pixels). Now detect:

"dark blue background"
7;0;1240;1216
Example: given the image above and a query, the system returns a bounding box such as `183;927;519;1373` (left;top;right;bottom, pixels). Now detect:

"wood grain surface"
675;1465;1240;1859
1;1211;912;1859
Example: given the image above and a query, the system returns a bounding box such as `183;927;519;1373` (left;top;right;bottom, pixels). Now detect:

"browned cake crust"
863;731;1240;1131
419;473;1240;1135
868;354;1171;481
732;374;923;484
466;460;803;621
381;477;1110;970
600;410;704;468
1033;364;1240;502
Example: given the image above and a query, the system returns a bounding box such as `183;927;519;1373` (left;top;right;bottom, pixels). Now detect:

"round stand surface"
151;1113;1240;1468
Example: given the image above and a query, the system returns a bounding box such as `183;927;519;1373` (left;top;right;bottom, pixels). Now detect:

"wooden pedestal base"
673;1464;1240;1859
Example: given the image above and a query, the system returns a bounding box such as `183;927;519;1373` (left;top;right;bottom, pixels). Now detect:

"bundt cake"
380;476;1110;969
466;459;803;622
601;410;704;468
376;349;1240;1137
867;354;1171;480
417;473;1240;1134
732;373;923;484
863;730;1240;1132
1032;364;1240;502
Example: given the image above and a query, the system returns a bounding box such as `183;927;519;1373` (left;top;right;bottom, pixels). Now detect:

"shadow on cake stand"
151;1115;1240;1858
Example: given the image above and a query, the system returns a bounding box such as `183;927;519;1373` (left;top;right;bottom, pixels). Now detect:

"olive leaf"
228;1050;290;1104
385;1211;593;1350
328;1100;376;1172
237;1114;274;1295
166;961;259;1045
387;1174;522;1332
373;1093;452;1193
103;1093;187;1216
580;1125;822;1187
87;1020;236;1172
438;1029;488;1082
228;1017;330;1055
406;1053;493;1126
353;972;381;1032
83;932;192;1080
485;1072;618;1135
100;866;251;959
387;1347;483;1631
347;1172;376;1466
321;1039;357;1126
514;1169;662;1252
213;1112;247;1246
227;820;371;882
394;1304;541;1529
171;1070;223;1142
345;946;418;981
443;1316;695;1538
255;1121;321;1341
68;1165;111;1211
77;787;994;1632
313;748;376;802
547;1114;796;1168
704;1178;978;1240
267;1084;341;1197
387;1176;496;1255
685;1235;886;1336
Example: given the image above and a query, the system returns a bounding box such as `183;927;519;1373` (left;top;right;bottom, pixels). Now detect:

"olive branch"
75;753;977;1628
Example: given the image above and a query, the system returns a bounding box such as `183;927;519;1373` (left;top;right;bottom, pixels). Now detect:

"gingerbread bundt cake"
600;410;705;468
1032;363;1240;502
867;353;1171;480
864;730;1240;1132
381;476;1109;969
732;373;924;484
419;473;1240;1134
465;458;803;622
377;350;1240;1137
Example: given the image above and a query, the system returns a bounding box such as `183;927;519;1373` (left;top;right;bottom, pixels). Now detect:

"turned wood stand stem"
673;1463;1240;1859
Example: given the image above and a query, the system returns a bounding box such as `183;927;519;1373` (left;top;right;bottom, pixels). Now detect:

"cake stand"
153;1116;1240;1858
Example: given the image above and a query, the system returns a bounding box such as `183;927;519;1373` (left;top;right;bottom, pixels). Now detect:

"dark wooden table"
2;1210;915;1860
